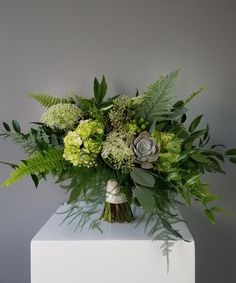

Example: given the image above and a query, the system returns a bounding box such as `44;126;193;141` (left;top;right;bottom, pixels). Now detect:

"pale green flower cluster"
102;131;135;173
63;119;104;167
152;131;182;172
41;103;82;130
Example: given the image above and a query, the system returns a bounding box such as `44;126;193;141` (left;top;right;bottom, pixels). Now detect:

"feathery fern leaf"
29;93;70;108
1;147;64;187
137;70;179;121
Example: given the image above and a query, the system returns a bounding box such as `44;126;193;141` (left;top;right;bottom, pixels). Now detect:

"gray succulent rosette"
127;131;160;169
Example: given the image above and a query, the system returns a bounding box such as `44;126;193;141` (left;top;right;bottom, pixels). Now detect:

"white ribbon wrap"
106;180;127;204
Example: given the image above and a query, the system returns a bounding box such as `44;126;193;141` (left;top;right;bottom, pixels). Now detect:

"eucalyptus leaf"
131;168;155;187
134;186;155;213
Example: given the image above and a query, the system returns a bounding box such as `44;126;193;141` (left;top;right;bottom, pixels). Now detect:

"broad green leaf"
31;174;39;188
183;129;206;145
203;124;209;141
203;150;224;162
181;113;187;123
3;122;10;131
134;186;155;213
211;206;233;216
203;194;219;205
173;100;184;109
229;157;236;163
191;152;210;163
205;209;215;225
189;115;203;132
181;189;191;206
131;168;155;187
184;141;193;151
98;75;107;103
168;107;188;119
185;175;200;186
190;129;206;139
12;120;21;133
225;149;236;156
93;78;99;101
211;144;225;149
206;157;226;174
0;161;17;169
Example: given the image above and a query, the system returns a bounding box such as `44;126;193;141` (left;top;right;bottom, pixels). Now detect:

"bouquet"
1;70;235;242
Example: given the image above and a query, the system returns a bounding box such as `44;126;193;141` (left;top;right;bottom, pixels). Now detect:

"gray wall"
0;0;235;282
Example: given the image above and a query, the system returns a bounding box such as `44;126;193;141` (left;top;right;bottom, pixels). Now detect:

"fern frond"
1;147;64;187
28;93;69;108
137;70;179;121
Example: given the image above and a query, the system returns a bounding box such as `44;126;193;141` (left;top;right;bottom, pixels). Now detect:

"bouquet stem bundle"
101;180;133;223
101;202;133;223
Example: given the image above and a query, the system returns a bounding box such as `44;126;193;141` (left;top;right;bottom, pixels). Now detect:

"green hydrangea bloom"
63;119;104;167
101;131;135;173
41;103;82;130
76;119;104;141
152;131;182;172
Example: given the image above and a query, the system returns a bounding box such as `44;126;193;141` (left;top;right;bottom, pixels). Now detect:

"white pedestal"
31;204;195;283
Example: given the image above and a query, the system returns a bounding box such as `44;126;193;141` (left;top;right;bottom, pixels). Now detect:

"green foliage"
136;70;179;121
1;147;65;187
0;121;63;154
29;93;70;108
131;168;155;187
134;186;155;213
93;76;107;105
189;115;203;132
224;149;236;164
